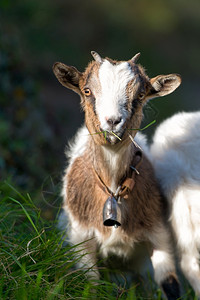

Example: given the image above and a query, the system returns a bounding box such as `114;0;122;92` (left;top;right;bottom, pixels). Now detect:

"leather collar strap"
93;142;143;200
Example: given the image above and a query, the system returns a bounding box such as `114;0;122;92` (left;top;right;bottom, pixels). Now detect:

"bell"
103;196;121;227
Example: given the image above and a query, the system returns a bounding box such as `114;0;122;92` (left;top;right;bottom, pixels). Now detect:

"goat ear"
148;74;181;99
53;62;82;94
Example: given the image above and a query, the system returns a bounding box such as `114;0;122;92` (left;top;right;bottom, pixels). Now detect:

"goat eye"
83;88;92;97
138;93;145;100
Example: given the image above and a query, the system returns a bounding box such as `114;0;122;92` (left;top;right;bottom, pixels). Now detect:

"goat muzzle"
103;196;121;228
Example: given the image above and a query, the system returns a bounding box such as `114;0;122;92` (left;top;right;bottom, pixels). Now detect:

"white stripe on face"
96;60;135;133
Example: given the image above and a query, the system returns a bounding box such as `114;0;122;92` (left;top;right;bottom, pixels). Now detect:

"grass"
89;119;157;144
0;180;196;299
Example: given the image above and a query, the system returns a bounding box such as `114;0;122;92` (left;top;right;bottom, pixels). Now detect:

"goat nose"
106;117;122;126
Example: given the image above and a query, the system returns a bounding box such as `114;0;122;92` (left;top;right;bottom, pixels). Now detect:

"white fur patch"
150;111;200;295
150;111;200;197
62;125;89;199
146;223;176;285
96;60;134;132
96;227;135;258
135;132;149;157
66;125;89;166
180;253;200;295
101;143;132;192
151;249;175;284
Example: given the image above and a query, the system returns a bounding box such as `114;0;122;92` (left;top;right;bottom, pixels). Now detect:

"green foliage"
0;181;197;299
0;181;158;299
0;181;86;299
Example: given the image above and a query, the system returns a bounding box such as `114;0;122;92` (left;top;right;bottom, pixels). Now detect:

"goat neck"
88;135;136;193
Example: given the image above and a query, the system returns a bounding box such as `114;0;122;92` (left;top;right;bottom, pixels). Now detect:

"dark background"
1;0;200;218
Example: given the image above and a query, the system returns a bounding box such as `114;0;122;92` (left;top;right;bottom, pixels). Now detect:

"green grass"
0;180;196;299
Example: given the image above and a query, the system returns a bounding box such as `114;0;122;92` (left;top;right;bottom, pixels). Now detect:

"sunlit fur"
53;53;182;298
77;56;159;146
61;130;177;282
150;111;200;296
97;60;134;136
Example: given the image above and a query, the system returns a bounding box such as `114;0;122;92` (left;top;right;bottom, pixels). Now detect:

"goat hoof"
161;274;180;300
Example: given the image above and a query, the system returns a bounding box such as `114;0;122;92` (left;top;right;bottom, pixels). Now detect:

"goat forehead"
98;60;135;96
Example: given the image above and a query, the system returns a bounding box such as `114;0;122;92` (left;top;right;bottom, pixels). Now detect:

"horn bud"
130;52;141;63
91;51;103;63
103;196;121;228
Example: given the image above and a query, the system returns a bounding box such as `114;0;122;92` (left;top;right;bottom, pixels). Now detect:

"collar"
93;140;143;200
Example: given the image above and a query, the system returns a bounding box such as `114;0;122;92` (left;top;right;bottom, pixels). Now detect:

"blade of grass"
5;182;31;205
88;120;155;143
47;279;64;300
1;248;32;280
110;131;122;141
128;119;156;131
34;270;43;299
8;197;45;245
104;130;107;143
89;130;108;143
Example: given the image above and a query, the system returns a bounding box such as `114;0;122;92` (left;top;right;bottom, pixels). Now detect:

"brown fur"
53;53;181;299
64;146;162;238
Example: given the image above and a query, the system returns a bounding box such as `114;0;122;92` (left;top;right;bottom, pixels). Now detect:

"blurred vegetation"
0;0;200;212
0;36;55;188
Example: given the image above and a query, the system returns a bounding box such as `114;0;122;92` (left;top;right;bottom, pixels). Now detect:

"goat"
150;111;200;297
53;51;181;299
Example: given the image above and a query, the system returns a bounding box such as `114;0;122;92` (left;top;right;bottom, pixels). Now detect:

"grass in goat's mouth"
89;120;156;144
128;119;156;132
89;130;121;143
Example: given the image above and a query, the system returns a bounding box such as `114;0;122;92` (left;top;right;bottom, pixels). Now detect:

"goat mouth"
103;129;126;144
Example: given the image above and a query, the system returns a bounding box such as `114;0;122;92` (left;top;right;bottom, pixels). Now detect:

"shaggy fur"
150;111;200;297
53;52;181;299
